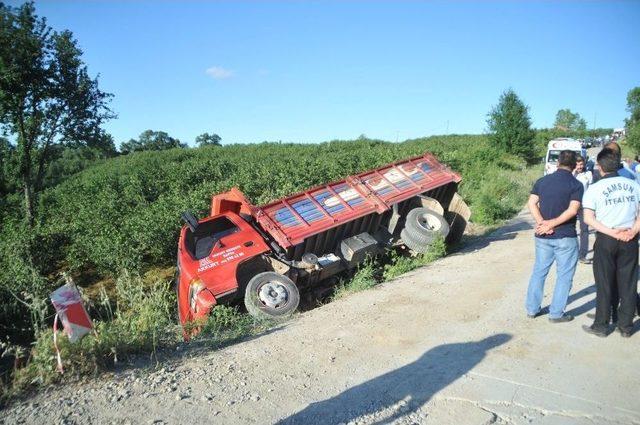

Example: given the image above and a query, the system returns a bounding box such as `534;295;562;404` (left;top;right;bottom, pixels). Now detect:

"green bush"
197;305;266;347
333;260;378;299
383;237;447;280
335;237;448;299
15;136;503;280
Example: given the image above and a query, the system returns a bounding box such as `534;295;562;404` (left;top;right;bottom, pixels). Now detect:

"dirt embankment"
3;209;640;425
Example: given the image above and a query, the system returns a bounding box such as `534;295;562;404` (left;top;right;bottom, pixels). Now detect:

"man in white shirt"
574;156;593;263
582;148;640;338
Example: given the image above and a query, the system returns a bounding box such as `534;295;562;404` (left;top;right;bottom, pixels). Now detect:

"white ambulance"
544;138;587;175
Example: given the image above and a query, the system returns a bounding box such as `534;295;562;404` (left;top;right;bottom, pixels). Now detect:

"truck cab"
176;210;270;327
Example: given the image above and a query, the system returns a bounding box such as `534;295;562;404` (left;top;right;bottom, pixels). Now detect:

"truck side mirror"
181;211;199;233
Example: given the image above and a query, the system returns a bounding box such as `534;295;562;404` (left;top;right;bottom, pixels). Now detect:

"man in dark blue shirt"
526;150;584;322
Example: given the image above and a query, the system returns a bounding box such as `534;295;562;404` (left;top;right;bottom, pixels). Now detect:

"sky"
13;1;640;146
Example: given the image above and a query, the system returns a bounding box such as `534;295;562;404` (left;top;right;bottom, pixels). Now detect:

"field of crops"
0;135;540;396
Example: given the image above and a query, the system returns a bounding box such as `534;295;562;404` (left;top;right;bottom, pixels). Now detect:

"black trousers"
592;233;638;332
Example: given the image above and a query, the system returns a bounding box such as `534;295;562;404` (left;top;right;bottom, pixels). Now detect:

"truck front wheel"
401;207;449;253
244;272;300;320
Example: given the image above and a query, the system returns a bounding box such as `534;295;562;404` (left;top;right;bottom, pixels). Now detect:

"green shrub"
4;135;516;285
333;260;378;299
383;237;447;280
196;305;265;347
335;237;448;299
383;251;417;280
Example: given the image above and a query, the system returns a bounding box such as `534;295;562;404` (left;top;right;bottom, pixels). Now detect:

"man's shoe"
549;314;574;323
586;312;617;325
582;324;608;337
578;257;592;265
527;312;539;319
617;328;632;338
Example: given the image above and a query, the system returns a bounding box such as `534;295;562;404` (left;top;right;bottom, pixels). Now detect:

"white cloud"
205;66;234;80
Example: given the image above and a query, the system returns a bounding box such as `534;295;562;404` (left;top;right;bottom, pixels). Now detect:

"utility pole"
446;120;449;134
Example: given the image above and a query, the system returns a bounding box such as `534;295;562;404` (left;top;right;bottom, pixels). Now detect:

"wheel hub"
418;214;441;231
258;282;288;308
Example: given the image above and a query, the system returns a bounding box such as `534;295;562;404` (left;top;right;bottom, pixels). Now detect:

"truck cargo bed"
254;154;461;249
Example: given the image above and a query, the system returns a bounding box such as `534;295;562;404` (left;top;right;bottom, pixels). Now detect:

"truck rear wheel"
401;207;449;253
244;272;300;320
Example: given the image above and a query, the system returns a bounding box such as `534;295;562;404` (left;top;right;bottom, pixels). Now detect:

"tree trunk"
23;179;34;227
17;108;35;228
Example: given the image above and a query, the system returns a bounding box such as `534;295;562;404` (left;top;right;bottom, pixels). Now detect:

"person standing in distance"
574;156;593;264
526;150;583;322
582;148;640;338
604;141;636;181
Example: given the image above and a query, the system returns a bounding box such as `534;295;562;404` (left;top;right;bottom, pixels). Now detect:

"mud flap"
444;192;470;246
418;195;445;215
388;203;401;234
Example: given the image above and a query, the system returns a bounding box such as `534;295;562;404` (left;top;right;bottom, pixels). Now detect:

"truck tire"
401;207;449;253
244;272;300;320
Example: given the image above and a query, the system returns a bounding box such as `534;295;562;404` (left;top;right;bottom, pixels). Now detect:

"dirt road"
3;209;640;425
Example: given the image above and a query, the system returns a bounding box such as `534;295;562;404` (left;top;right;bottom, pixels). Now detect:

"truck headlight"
189;278;204;312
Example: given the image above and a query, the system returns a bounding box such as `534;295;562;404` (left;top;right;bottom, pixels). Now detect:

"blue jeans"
526;237;578;319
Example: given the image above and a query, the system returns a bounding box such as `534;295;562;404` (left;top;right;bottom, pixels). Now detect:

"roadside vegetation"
331;236;446;300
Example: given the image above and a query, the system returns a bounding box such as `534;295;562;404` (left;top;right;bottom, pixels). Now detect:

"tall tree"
0;2;114;226
626;87;640;126
195;132;222;147
554;109;587;132
120;130;184;153
0;136;16;196
487;89;535;161
625;87;640;153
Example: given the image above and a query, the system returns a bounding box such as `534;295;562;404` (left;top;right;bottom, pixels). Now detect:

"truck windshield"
185;217;238;260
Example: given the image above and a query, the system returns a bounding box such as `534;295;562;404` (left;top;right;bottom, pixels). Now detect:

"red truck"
176;153;469;328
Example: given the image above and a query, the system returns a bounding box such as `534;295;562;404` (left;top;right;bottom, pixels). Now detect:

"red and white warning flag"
50;281;93;372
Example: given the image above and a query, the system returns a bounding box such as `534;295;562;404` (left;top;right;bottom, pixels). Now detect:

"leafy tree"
627;123;640;153
120;130;184;153
487;89;535;161
626;87;640;124
554;109;587;132
75;130;117;157
43;145;111;188
195;132;222;147
626;87;640;153
0;2;114;226
0;136;17;196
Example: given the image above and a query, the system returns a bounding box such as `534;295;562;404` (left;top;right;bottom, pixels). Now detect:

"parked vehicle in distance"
175;153;470;336
612;128;626;140
544;138;587;175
